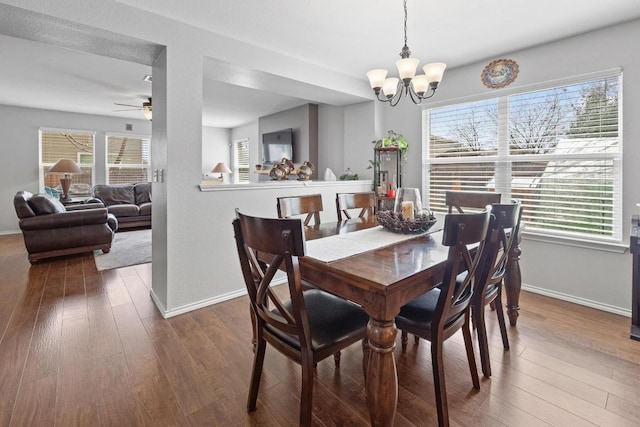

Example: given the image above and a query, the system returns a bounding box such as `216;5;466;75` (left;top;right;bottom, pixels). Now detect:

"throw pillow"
29;194;67;215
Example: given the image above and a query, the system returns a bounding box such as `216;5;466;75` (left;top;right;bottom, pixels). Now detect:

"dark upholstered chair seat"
269;289;369;353
396;288;467;333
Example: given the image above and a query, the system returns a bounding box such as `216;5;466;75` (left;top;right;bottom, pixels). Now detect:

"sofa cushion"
134;183;152;204
107;204;140;218
28;194;67;215
139;202;152;216
93;184;135;206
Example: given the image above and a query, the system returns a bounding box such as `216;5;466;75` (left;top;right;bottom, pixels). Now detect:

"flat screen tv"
262;128;293;164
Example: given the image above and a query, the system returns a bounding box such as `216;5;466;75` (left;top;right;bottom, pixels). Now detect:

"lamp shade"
47;158;83;175
212;162;232;174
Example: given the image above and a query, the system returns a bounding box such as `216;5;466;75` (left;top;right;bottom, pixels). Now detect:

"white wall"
383;19;640;315
202;125;231;177
0;103;151;234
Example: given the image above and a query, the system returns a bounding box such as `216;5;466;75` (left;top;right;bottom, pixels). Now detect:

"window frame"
422;68;624;248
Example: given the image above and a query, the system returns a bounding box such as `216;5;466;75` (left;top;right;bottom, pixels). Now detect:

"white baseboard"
151;277;288;319
522;283;631;318
151;287;248;319
151;280;631;320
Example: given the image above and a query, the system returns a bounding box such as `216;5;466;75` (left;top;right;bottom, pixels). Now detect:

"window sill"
522;230;628;253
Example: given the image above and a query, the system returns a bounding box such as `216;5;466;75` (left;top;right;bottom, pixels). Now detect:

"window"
40;129;95;196
233;138;250;183
106;134;151;184
424;72;622;241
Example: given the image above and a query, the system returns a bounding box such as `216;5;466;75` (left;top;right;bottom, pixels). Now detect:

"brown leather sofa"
89;183;151;230
14;191;118;264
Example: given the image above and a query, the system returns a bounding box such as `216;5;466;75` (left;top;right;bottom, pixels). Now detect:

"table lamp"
47;158;83;201
212;162;233;182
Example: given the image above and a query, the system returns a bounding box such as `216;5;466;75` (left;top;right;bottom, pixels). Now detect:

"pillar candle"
401;201;414;220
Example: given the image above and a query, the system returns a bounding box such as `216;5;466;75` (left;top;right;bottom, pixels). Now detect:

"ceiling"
1;0;640;128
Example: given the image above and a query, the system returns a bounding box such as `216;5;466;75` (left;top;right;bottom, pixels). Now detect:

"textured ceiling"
1;0;640;128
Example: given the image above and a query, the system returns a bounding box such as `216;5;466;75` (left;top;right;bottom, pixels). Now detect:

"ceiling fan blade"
113;108;142;112
114;103;141;108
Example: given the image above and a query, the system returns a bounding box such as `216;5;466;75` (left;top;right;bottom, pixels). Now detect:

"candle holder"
377;188;436;234
393;188;422;220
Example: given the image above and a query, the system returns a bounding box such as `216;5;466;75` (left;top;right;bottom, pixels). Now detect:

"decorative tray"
376;210;437;234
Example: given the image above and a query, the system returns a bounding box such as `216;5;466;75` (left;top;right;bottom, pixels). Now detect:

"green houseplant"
368;130;409;170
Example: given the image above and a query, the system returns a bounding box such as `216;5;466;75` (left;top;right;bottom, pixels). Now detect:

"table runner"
305;226;439;263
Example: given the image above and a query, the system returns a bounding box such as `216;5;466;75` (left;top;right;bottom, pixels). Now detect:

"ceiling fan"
114;97;152;120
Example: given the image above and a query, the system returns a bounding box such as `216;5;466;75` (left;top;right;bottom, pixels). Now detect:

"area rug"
94;229;151;271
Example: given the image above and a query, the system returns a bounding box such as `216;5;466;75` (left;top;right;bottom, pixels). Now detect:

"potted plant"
372;130;409;150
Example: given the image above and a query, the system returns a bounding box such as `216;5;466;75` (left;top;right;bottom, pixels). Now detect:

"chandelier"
366;0;446;107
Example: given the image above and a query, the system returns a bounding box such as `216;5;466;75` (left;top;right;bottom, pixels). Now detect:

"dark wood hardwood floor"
1;232;639;426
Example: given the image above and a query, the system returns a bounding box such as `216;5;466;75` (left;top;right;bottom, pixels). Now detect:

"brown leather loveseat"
89;183;152;230
14;191;118;263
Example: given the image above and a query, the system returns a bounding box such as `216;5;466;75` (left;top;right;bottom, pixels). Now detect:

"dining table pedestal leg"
365;318;398;426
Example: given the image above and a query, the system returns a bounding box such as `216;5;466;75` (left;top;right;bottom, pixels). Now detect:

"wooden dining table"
299;216;522;426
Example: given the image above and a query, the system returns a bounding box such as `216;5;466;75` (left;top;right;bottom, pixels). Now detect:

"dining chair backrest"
474;202;522;303
277;194;323;226
438;209;493;330
233;210;369;425
445;190;501;213
471;201;522;378
395;208;491;427
335;192;376;221
233;211;310;348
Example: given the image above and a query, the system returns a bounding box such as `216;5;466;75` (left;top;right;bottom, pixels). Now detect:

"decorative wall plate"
481;59;519;89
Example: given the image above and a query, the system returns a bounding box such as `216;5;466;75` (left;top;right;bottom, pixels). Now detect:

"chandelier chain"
403;0;408;47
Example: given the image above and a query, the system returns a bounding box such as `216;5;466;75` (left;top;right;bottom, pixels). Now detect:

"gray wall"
0;103;151;234
381;19;640;315
202;125;231;177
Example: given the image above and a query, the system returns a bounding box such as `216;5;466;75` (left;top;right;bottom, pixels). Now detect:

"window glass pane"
508;77;619;155
233;139;250;183
428;162;496;213
106;135;151;184
426;73;621;241
513;160;615;236
429;99;498;157
40;130;94;196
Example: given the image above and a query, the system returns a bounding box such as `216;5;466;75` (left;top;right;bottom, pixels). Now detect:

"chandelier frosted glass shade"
366;0;446;107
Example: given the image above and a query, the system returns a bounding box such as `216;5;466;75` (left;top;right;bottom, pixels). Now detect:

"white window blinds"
233;139;250;183
425;72;622;241
106;135;151;184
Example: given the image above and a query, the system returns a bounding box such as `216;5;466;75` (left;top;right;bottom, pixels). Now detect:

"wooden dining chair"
445;190;501;213
472;202;522;378
233;211;369;426
276;194;323;226
396;209;492;427
335;191;376;221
